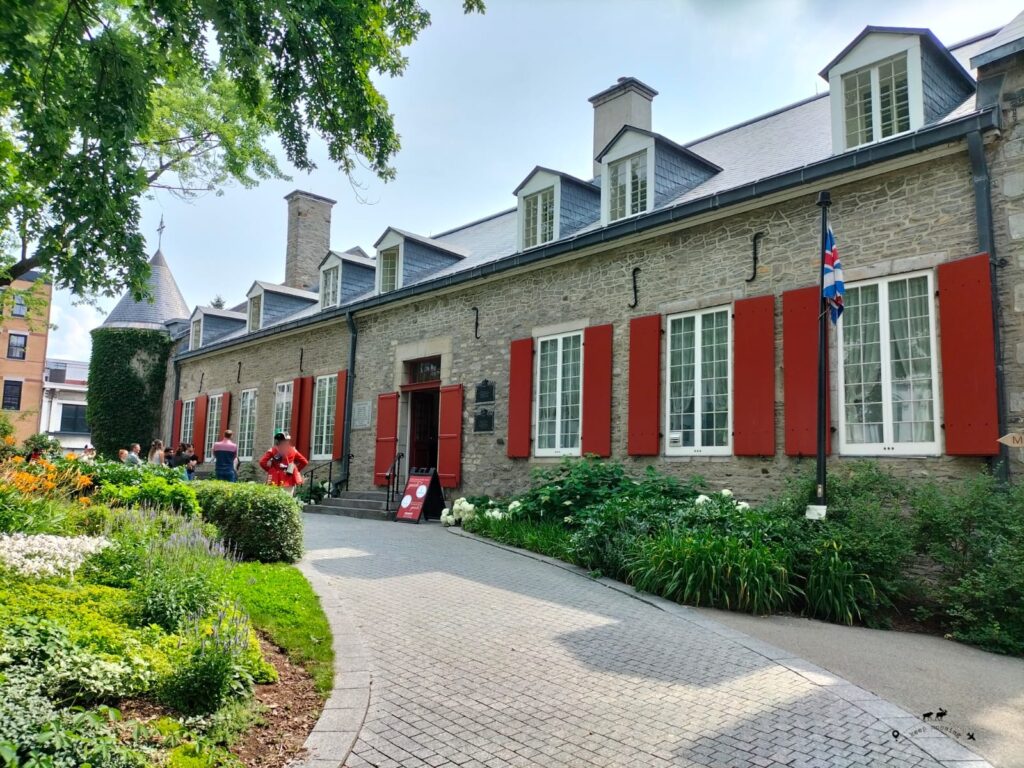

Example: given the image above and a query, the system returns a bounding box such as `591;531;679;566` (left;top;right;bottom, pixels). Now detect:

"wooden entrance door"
409;388;440;471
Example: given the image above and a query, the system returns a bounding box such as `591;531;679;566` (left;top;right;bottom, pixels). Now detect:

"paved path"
302;515;992;768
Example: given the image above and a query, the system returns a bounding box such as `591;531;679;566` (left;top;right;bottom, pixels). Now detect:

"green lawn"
226;563;335;696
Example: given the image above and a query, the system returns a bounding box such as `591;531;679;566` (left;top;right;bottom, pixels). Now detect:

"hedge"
192;481;304;563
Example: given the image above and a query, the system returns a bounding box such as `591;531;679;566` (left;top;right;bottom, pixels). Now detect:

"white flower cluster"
0;533;110;578
441;497;476;527
693;490;750;510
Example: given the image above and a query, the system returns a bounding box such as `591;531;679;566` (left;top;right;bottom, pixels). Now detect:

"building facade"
136;19;1024;501
39;359;91;451
0;272;52;442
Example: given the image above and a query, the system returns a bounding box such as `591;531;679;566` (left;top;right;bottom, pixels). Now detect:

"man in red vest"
259;432;308;494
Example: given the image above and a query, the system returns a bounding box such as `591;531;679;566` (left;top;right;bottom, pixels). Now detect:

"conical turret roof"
101;249;190;330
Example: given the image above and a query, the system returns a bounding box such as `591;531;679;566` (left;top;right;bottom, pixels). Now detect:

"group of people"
114;430;310;493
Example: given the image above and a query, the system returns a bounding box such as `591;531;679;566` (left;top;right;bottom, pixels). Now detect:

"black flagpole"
814;190;831;511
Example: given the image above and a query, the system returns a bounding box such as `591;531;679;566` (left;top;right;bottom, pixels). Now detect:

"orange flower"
10;456;24;464
75;474;93;489
65;452;78;461
78;496;92;507
2;435;14;446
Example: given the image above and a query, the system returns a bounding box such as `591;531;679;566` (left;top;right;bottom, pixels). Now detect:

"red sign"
394;469;446;524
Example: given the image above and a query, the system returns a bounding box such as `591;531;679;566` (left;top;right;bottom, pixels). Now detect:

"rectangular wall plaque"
352;400;372;429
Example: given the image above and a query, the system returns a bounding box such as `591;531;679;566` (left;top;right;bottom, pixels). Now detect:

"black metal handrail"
384;452;405;511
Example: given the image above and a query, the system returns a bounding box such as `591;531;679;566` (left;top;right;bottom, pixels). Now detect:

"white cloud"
47;291;112;362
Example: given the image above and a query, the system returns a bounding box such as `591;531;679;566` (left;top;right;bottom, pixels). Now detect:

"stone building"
0;271;52;442
144;17;1024;502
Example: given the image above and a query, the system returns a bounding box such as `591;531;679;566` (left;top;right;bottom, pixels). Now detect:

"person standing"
212;430;239;482
118;448;129;463
125;443;143;466
258;432;308;495
148;439;165;465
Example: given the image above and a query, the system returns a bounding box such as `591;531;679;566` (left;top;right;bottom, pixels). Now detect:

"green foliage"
515;457;665;521
463;515;577;564
804;541;877;625
96;476;200;517
0;0;484;299
87;329;173;457
295;480;328;505
628;529;797;615
226;563;334;695
85;458;184;488
193;481;303;563
20;433;63;458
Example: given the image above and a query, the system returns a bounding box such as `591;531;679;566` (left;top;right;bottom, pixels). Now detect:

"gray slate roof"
102;249;190;330
971;10;1024;68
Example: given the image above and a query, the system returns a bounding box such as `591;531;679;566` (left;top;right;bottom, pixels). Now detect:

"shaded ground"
696;609;1024;768
303;514;991;768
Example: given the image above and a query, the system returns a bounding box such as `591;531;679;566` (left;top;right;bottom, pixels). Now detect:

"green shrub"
464;515;576;563
514;457;633;520
193;481;303;563
628;529;797;615
85;459;184;488
95;475;200;516
804;541;877;625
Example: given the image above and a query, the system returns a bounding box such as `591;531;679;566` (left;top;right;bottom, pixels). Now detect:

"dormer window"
248;294;262;331
608;150;648;222
523;188;555;248
190;317;202;351
320;264;340;308
843;54;910;149
379;247;399;293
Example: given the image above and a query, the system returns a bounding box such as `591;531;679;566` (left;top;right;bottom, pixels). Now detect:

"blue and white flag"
823;226;844;324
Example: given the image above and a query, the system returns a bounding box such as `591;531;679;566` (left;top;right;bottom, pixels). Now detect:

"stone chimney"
284;190;336;290
588;77;658;176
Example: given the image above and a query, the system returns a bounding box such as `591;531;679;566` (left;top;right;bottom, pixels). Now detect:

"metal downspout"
967;130;1009;480
171;360;181;443
342;312;358;485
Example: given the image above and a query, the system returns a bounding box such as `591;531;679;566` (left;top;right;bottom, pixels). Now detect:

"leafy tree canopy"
0;0;484;300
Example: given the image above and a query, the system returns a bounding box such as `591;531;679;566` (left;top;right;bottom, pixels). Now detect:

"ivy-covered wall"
87;328;173;457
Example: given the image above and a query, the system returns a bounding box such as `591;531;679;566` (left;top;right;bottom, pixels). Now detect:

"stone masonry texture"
171;115;1024;501
303;514;990;768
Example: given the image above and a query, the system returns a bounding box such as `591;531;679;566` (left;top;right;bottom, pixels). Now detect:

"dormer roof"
372;227;470;259
190;306;246;321
971;11;1024;69
245;280;319;301
594;125;722;173
320;247;377;270
512;166;599;196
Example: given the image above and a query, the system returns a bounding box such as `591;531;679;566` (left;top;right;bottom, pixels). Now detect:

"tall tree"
0;0;484;299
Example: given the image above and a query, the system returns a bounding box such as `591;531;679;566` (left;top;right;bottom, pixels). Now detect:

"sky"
47;0;1022;360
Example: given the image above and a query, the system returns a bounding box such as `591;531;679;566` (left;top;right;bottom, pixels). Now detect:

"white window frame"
320;264;340;308
180;399;195;446
377;246;400;293
311;374;337;460
827;34;924;153
663;306;732;457
204;394;223;462
533;330;583;458
247;293;263;332
273;381;293;437
600;130;655;225
836;270;941;457
237;388;258;460
189;316;203;351
607;150;649;223
522;187;555;249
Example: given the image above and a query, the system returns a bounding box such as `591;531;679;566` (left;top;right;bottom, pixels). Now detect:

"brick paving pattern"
304;515;981;768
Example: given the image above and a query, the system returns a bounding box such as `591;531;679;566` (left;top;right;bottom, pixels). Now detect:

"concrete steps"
305;490;392;521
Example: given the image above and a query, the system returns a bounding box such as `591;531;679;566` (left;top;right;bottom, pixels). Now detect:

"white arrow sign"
997;433;1024;448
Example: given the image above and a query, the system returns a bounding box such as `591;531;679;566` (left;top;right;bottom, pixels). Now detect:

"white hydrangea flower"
736;501;751;511
720;489;733;498
694;494;711;506
0;533;110;578
484;509;505;521
508;500;522;513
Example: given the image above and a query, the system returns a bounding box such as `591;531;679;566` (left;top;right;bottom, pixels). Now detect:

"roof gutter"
966;128;1009;480
178;108;1000;362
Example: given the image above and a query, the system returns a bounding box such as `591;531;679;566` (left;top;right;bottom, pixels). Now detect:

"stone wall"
173;141;1020;501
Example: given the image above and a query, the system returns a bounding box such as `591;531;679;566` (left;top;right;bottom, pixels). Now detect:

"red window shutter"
783;286;829;456
581;324;613;457
192;394;209;462
938;253;999;455
289;376;303;440
733;295;776;456
507;337;533;458
218;392;231;442
628;315;661;456
332;370;348;460
437;384;464;488
170;399;183;448
373;392;400;486
296;376;314;459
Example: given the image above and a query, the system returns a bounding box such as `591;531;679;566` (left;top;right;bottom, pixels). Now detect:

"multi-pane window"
248;295;262;331
190;318;202;351
2;381;22;410
273;382;293;437
666;308;731;455
311;374;337;459
12;296;26;318
7;333;27;360
204;394;223;462
523;187;555;248
842;53;910;149
59;404;88;434
838;272;939;455
379;247;399;293
238;389;258;459
608;151;648;222
535;332;582;456
180;399;195;447
321;265;340;308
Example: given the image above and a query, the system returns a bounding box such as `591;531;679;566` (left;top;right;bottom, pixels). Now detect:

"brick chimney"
588;77;658;176
284;190;336;290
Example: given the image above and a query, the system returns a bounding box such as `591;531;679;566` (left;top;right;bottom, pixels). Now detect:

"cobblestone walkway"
303;515;990;768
